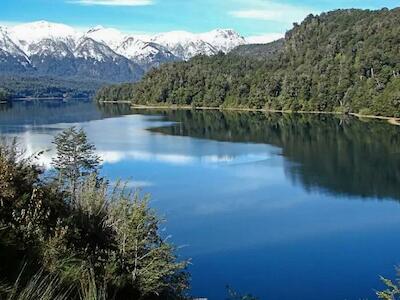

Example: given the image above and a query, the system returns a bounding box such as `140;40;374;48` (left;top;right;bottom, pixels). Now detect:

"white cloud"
246;32;284;44
70;0;153;6
229;1;317;24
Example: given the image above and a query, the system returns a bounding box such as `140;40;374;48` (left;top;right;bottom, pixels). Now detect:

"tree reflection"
143;109;400;201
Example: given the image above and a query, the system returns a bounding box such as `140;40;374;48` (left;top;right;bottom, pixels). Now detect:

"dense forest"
96;8;400;117
0;76;105;99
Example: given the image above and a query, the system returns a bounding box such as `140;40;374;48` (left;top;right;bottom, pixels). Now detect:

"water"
1;100;400;300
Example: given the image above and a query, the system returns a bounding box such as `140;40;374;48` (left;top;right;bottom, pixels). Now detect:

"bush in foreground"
0;130;188;300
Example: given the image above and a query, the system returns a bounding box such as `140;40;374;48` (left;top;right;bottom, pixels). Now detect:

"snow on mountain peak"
0;20;251;78
74;36;127;62
9;21;79;53
115;36;176;68
150;29;245;59
88;25;105;32
85;26;126;50
0;25;8;33
150;31;215;60
200;29;246;53
0;25;28;58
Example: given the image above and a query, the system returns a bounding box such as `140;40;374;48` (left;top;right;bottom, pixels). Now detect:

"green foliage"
0;88;10;102
97;8;400;117
229;39;284;60
377;273;400;300
52;127;101;201
0;132;188;299
0;76;104;99
95;83;137;102
108;190;188;296
0;269;70;300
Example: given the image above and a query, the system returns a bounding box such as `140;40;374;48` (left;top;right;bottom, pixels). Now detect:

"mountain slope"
150;31;218;60
84;26;125;50
116;37;178;70
200;29;246;53
150;29;245;60
96;8;400;117
73;37;144;81
230;38;284;60
0;26;32;74
0;22;247;83
10;21;78;53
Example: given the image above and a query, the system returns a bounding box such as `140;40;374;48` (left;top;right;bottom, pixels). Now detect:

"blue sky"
1;0;398;37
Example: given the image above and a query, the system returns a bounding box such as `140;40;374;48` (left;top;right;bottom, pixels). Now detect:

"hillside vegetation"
0;129;188;300
96;8;400;117
0;76;104;99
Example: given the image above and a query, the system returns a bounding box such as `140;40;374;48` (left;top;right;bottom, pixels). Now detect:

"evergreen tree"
52;127;101;202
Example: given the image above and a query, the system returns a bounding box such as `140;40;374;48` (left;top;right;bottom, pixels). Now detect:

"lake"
1;99;400;300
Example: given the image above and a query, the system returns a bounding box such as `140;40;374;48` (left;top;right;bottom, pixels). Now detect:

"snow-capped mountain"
74;37;121;62
0;26;32;73
150;31;218;60
28;39;74;59
200;29;246;53
9;21;79;54
116;37;178;70
84;26;126;50
150;29;245;60
74;37;144;82
0;20;246;82
85;26;179;69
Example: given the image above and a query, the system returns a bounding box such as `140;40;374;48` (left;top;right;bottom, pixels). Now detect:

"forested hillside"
0;76;104;99
229;39;284;60
96;8;400;117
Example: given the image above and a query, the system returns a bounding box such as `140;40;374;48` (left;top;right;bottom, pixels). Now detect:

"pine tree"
52;127;101;202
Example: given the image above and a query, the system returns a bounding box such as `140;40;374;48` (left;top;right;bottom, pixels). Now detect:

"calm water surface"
1;100;400;300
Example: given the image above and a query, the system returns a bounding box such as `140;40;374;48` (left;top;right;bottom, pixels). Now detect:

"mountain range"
0;21;248;82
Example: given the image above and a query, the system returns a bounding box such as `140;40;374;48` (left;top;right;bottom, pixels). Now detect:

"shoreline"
98;100;132;104
11;97;91;101
350;113;400;126
98;102;400;126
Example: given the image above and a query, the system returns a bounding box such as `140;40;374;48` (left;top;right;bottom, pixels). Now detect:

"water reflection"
2;101;400;300
140;109;400;201
0;99;133;128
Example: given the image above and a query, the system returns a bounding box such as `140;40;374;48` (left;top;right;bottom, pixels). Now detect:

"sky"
1;0;399;39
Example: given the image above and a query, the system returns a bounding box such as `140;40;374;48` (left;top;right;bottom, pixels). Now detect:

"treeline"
96;82;137;102
97;8;400;117
0;128;188;300
0;76;106;99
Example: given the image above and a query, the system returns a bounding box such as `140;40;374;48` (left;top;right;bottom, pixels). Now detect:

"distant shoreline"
108;103;400;126
120;103;400;126
11;97;90;101
98;100;132;104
